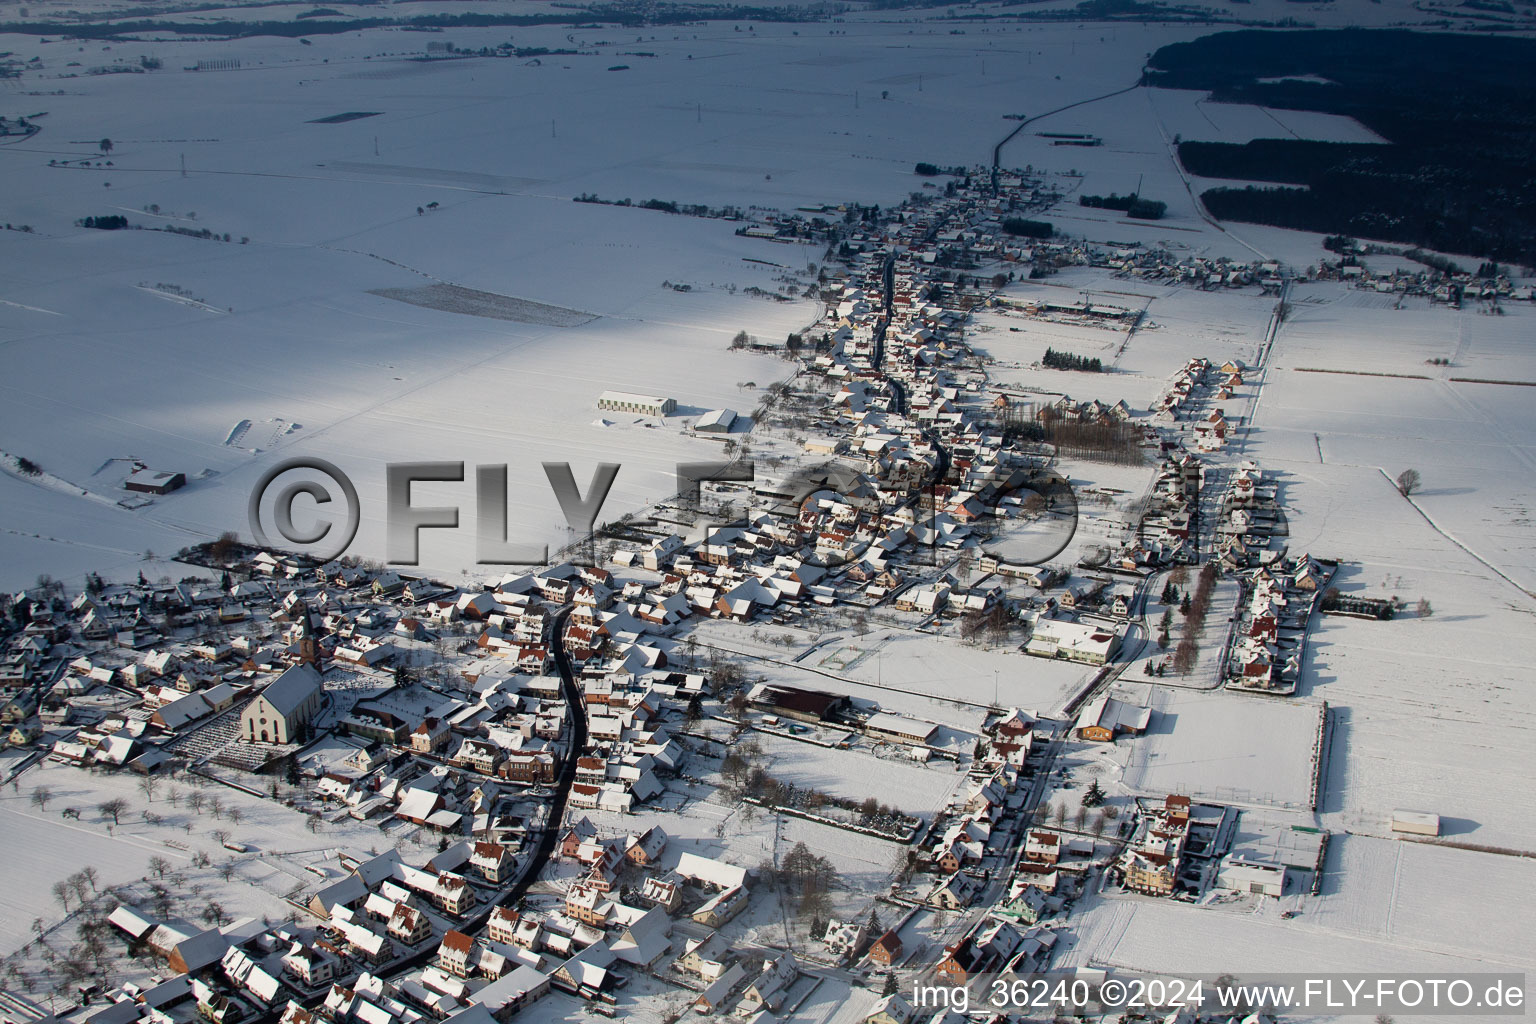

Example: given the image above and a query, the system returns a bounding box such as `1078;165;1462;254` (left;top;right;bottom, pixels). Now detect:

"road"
353;606;587;985
990;80;1145;190
505;603;587;907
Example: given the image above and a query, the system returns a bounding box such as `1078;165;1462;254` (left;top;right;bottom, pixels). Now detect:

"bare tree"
30;787;52;811
1395;469;1421;497
211;828;231;846
50;881;72;913
79;866;99;893
147;856;172;880
187;792;206;814
137;776;161;803
1416;597;1433;617
98;798;127;825
227;807;243;825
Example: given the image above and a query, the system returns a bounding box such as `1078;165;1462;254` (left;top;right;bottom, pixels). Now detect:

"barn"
124;468;186;495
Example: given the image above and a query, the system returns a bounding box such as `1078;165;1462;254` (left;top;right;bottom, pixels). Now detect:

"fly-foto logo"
246;455;1080;567
247;457;756;565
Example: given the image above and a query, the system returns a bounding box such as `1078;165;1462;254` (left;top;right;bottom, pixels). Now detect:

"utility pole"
373;136;379;157
179;153;186;177
551;119;556;138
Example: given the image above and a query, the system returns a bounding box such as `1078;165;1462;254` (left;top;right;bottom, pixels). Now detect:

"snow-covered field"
752;730;965;819
0;11;1392;588
1116;685;1323;811
1;763;389;955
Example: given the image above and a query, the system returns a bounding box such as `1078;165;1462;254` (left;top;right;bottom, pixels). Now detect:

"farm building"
863;712;938;745
748;683;850;724
124;467;186;495
695;408;738;433
1391;809;1441;836
597;391;676;417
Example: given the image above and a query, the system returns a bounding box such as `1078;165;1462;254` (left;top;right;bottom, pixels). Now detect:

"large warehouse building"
598;391;676;417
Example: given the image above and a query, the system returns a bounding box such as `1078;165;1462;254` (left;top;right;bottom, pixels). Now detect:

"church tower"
297;604;323;670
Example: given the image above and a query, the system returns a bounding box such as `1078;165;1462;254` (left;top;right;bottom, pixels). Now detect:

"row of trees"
1001;217;1053;239
1079;193;1166;219
1171;563;1220;675
1041;347;1104;372
1018;413;1144;466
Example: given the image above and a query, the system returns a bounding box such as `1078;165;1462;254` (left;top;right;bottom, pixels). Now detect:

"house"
934;921;1024;985
387;904;433;946
241;664;323;744
610;906;672;968
469;842;512;883
1123;847;1179;895
411;718;450;754
691;885;748;928
929;870;981;910
867;929;903;967
281;942;339;988
866;994;916;1024
999;884;1050;925
625;825;667;866
693;963;748;1014
550;940;613;997
639;875;682;913
822;918;869;960
437;931;476;977
676;933;732;982
1025;831;1061;864
739;952;799;1014
1075;695;1151;743
486;907;520;946
467;965;549;1019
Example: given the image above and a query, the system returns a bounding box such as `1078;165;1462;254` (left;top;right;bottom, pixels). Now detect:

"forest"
1149;30;1536;263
